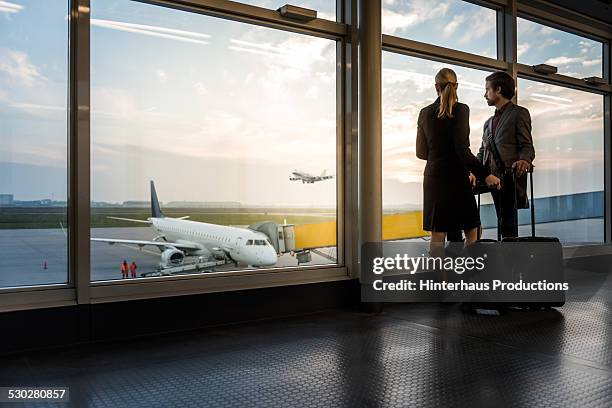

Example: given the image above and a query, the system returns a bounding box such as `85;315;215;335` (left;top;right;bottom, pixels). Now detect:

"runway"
0;227;337;288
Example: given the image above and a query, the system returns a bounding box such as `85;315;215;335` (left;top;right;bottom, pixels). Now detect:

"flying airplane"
289;169;334;184
91;181;278;268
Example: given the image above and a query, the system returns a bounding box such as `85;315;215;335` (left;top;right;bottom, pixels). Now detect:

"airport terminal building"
0;0;611;407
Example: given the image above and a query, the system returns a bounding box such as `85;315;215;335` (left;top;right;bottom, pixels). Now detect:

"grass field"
0;207;336;229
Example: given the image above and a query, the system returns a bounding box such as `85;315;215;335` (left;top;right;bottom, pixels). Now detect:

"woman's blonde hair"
435;68;459;119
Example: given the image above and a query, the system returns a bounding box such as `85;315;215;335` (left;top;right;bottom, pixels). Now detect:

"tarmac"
0;227;336;288
0;218;603;289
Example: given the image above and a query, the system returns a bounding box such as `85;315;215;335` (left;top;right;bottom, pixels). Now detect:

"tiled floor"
1;262;611;407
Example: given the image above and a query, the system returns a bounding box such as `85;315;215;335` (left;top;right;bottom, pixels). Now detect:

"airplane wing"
107;216;152;224
91;238;200;250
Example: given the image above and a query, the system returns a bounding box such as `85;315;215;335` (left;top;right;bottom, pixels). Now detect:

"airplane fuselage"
289;171;332;184
151;217;277;267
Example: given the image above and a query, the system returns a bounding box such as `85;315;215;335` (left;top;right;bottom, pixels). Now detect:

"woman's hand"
468;172;476;188
485;174;501;190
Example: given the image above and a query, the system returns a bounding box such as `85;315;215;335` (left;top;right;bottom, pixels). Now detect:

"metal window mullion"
464;0;508;8
358;0;382;289
503;0;518;101
342;0;358;278
70;0;91;304
517;0;611;42
604;42;611;243
137;0;347;40
516;64;612;95
381;35;507;72
335;38;345;268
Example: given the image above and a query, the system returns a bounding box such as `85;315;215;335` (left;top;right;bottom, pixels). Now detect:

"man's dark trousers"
491;171;518;238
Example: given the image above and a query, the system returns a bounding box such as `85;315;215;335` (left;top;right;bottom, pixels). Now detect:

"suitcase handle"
477;167;535;240
509;167;535;238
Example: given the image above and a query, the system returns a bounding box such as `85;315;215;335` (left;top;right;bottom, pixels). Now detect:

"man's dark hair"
486;71;515;100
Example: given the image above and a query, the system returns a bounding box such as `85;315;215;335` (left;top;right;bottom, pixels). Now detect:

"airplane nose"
262;249;277;266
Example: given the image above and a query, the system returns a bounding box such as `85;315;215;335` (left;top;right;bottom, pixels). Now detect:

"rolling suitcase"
472;168;565;310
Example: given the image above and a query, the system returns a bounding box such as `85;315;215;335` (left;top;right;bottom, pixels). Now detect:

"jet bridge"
247;211;429;264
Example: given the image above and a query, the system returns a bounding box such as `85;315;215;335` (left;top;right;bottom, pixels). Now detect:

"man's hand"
468;172;476;188
513;160;531;177
485;174;501;190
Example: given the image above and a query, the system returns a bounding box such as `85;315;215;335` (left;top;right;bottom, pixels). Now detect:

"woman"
416;68;500;250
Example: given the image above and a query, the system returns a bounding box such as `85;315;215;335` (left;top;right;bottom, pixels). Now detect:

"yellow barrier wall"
295;221;337;249
293;211;429;250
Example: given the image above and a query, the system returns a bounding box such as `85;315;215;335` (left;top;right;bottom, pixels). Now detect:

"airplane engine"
160;248;185;268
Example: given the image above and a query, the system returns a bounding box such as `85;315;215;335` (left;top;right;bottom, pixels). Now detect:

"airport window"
382;0;497;58
90;0;337;281
517;17;603;79
237;1;335;21
516;78;604;243
0;0;69;288
382;52;492;242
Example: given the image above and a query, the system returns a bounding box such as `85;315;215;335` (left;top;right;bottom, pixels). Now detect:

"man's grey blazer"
477;101;535;208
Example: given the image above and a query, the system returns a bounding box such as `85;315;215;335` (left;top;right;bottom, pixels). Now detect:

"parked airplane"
91;181;278;268
289;169;334;184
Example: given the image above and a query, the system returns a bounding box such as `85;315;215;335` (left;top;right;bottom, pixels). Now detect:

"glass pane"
382;0;497;58
91;0;337;281
517;17;603;79
382;52;492;242
0;0;69;288
518;79;604;243
238;0;335;21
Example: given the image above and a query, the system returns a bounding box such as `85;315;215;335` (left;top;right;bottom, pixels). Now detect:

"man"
130;261;138;279
478;71;535;238
121;260;128;279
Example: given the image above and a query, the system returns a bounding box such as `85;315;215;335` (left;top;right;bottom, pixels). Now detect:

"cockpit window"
246;240;253;245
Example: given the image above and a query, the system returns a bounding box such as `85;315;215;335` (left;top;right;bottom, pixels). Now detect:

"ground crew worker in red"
130;261;137;278
121;260;128;279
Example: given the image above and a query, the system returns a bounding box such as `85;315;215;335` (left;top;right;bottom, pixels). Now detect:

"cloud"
9;102;65;114
443;14;465;38
228;36;329;76
545;56;583;66
459;8;495;44
382;9;421;33
543;38;560;46
91;19;210;45
530;93;572;103
517;43;530;59
0;1;22;14
539;26;555;36
582;59;601;67
382;0;450;35
383;68;433;94
0;49;47;86
194;81;208;95
155;68;167;83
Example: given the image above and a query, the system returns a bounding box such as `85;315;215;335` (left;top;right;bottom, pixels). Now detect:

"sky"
0;0;605;211
380;0;604;209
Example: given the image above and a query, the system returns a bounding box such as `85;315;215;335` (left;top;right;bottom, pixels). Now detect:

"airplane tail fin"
150;181;165;218
321;169;327;177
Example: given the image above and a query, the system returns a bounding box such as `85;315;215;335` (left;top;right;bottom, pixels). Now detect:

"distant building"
0;194;14;206
122;201;150;208
14;199;52;207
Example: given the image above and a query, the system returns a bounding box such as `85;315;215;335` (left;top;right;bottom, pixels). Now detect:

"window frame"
0;0;353;311
380;0;611;247
1;0;611;312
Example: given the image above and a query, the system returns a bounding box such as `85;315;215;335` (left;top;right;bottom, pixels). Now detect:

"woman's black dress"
416;99;489;232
